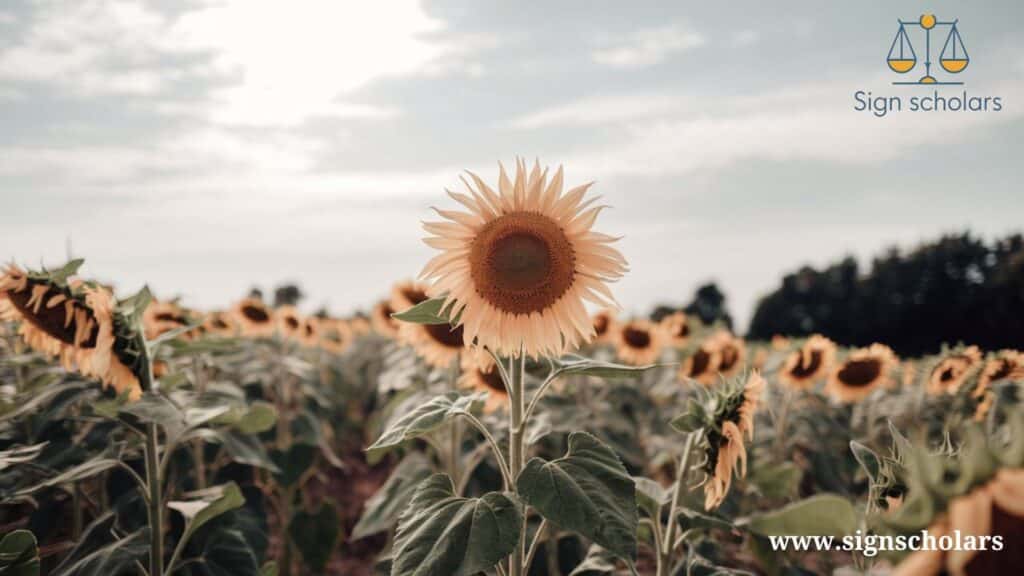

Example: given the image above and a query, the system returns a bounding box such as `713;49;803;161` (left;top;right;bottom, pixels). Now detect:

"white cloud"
506;94;688;129
593;24;705;68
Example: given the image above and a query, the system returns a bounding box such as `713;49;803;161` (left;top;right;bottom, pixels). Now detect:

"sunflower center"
7;282;98;348
790;349;823;379
719;344;740;371
838;359;882;387
593;315;609;336
242;305;270;323
425;323;465;349
623;327;651;349
470;212;575;315
403;288;429;305
989;359;1013;381
284;316;299;330
688;349;712;376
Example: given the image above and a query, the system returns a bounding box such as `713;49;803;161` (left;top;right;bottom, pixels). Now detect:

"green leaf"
391;297;453;325
568;544;619;576
48;258;85;285
670;398;709;434
119;392;186;441
0;530;40;576
232;401;278;434
197;528;260;576
391;474;522;576
0;443;47;472
850;441;880;483
554;357;662;379
517;432;638;560
748;462;802;500
259;562;279;576
744;494;857;537
270;444;317;487
168;482;246;566
675;507;736;533
14;457;121;497
288;503;341;572
633;476;668;520
352;452;432;540
367;392;484;457
191;428;280;473
887;419;912;461
51;528;149;576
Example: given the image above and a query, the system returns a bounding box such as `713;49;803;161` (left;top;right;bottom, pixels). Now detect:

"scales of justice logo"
887;13;968;85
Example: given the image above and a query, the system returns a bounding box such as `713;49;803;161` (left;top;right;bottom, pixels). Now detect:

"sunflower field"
1;161;1022;576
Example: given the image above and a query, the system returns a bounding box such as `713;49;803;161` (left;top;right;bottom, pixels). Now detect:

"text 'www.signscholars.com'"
768;530;1004;557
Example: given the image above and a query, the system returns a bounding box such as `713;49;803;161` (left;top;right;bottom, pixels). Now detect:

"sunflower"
298;316;321;348
778;335;836;390
0;264;114;379
771;334;791;351
200;311;238;337
275;305;303;340
659;311;690;347
389;280;430;314
826;343;898;403
680;341;721;386
142;300;192;341
459;352;508;413
613;319;664;366
399;317;466;369
703;372;764;510
419;159;627;358
371;299;400;339
892;468;1024;576
349;315;372;336
590;309;617;344
231;297;275;337
319;319;353;355
974;350;1024;397
927;346;983;396
713;332;746;378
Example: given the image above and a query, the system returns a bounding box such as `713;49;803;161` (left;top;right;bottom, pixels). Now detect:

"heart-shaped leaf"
352;452;432;540
288;503;341;572
0;529;40;576
270;444;317;487
367;392;484;457
168;483;246;564
517;432;637;560
391;474;522;576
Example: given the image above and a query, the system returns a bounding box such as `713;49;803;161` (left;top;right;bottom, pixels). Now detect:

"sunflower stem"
448;354;461;489
658;429;701;576
508;350;526;576
144;422;164;576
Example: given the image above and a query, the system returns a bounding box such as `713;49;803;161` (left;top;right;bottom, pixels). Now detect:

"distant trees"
747;233;1024;356
651;282;734;330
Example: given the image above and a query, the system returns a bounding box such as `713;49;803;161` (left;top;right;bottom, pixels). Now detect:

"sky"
2;1;1023;330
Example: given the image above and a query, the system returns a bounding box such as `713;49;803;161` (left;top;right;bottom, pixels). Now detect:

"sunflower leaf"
367;392;485;457
391;474;522;576
0;529;40;576
516;432;638;561
553;357;661;379
742;494;858;537
352;452;432;540
391;297;453;325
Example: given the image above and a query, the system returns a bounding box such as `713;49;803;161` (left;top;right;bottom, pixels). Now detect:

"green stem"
72;483;83;541
508;352;526;576
145;422;164;576
448;354;461;489
658;430;701;576
457;412;512;490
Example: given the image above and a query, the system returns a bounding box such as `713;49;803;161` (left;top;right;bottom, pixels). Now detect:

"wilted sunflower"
827;343;898;402
892;468;1024;576
200;311;237;337
613;319;664;366
419;159;627;358
231;297;275;337
371;299;400;339
703;372;764;510
659;311;690;347
778;335;836;390
143;300;192;341
459;352;507;413
275;305;303;340
590;309;617;344
0;263;114;378
319;319;353;355
927;346;983;396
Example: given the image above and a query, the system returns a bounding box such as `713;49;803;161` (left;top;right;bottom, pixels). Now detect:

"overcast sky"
2;1;1023;329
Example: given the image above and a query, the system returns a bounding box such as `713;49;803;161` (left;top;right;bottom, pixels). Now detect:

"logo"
887;13;968;85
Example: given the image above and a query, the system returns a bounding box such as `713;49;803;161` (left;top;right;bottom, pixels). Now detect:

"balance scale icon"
888;13;968;85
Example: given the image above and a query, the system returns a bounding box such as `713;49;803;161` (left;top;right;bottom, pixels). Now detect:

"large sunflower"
613;319;664;366
827;343;898;403
419;159;627;358
459;352;508;413
231;297;275;338
703;372;764;510
659;311;690;347
927;346;983;396
0;264;114;379
778;335;836;390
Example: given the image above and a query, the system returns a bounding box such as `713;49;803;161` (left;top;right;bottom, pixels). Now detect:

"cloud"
592;24;705;68
506;94;688;129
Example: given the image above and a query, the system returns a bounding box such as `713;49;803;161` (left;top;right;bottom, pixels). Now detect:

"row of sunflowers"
2;160;1022;576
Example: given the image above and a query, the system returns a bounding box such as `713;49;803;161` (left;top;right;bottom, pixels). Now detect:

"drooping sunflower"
778;335;836;390
0;263;114;378
659;311;690;347
231;297;276;338
613;319;665;366
143;300;193;341
200;311;238;337
703;371;764;510
371;299;400;339
827;343;898;403
275;305;303;340
459;352;508;413
892;468;1024;576
419;159;627;358
319;319;354;355
927;346;983;396
590;309;617;344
